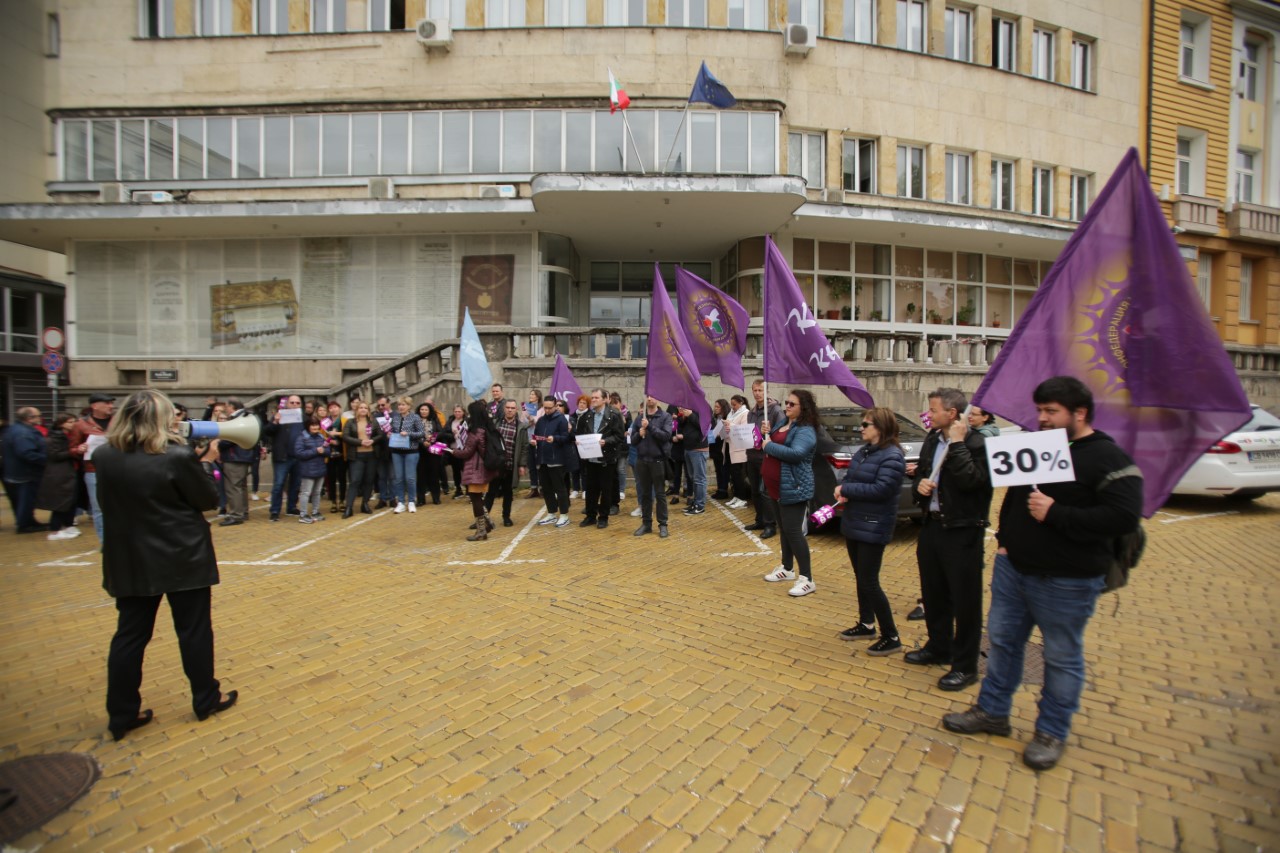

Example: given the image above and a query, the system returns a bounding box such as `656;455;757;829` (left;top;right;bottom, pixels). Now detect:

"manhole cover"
979;635;1045;686
0;753;100;845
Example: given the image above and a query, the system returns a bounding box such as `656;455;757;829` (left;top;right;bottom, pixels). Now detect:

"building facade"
1144;0;1280;352
0;0;1145;401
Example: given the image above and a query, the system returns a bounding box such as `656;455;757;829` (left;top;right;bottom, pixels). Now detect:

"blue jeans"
978;553;1106;741
684;450;707;509
391;452;419;504
269;457;299;516
85;471;104;541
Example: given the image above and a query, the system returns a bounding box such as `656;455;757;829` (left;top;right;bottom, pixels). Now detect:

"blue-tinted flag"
688;61;736;109
459;307;493;400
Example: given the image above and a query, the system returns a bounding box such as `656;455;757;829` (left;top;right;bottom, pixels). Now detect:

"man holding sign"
944;377;1143;771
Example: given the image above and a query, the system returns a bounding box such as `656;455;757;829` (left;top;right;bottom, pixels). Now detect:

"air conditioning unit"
479;184;517;200
784;22;816;56
100;183;127;203
821;188;844;204
415;18;452;49
132;190;175;204
368;177;396;199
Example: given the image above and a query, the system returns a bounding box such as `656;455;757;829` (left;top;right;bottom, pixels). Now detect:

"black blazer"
94;442;220;598
574;405;627;464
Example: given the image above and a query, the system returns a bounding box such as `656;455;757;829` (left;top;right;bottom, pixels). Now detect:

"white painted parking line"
260;510;386;561
219;561;306;566
38;548;99;568
448;509;549;566
710;499;769;553
1158;510;1241;524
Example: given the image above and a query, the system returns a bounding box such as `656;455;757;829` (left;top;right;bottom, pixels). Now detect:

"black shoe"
342;507;354;519
503;518;513;527
682;505;698;515
745;522;766;531
670;496;680;504
218;517;244;527
760;527;776;539
109;708;154;742
596;519;608;529
712;491;729;500
373;499;387;510
433;495;441;505
285;509;300;516
269;514;279;522
865;636;903;656
942;705;1012;737
633;524;652;536
579;518;597;527
659;525;669;538
609;505;619;516
938;671;978;691
907;604;926;621
904;648;951;666
839;623;877;640
1023;732;1066;770
196;690;238;722
360;502;372;514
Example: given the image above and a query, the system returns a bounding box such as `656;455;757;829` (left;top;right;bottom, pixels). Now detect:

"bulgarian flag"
608;68;631;114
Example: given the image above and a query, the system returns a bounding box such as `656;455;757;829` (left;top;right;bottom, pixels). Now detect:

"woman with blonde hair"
342;400;386;517
94;390;237;741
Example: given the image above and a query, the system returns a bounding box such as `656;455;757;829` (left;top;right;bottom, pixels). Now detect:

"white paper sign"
983;428;1076;488
85;434;108;460
728;423;757;452
278;407;303;424
575;433;603;459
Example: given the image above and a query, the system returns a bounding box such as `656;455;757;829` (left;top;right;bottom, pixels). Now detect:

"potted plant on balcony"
956;300;975;326
991;312;1002;328
842;305;853;320
927;309;944;324
824;276;851;319
868;309;884;321
903;302;918;322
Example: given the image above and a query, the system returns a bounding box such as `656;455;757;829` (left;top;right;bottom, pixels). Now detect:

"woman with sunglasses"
760;389;821;597
835;407;907;655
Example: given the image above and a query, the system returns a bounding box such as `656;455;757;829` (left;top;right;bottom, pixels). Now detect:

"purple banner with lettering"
675;266;749;390
972;148;1251;516
762;237;874;408
647;265;712;429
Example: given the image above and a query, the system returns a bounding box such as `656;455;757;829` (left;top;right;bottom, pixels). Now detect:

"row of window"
1175;132;1262;204
139;0;1095;91
1179;11;1269;104
793;132;1091;220
60;110;778;182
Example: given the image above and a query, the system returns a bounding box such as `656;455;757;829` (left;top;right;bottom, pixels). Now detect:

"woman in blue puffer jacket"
760;389;820;598
835;406;906;656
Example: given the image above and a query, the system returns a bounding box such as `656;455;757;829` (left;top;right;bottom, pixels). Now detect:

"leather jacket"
911;427;992;528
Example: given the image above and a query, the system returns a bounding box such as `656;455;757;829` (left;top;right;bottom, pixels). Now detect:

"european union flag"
688;61;736;109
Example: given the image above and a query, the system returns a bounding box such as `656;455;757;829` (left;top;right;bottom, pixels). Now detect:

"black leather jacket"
911;427;993;528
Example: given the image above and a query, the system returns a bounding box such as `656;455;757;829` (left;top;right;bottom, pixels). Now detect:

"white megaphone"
180;412;262;449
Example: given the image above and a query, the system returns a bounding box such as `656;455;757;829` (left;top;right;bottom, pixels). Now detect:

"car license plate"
1247;449;1280;463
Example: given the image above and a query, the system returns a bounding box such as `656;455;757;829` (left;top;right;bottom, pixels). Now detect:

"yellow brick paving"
1;488;1277;851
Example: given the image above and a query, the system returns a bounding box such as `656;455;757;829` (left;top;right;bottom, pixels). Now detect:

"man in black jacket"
264;394;304;520
944;376;1142;771
906;387;993;693
575;388;626;529
631;395;672;538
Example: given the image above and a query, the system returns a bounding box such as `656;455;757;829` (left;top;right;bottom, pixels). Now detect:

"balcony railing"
1174;195;1221;235
1227;202;1280;244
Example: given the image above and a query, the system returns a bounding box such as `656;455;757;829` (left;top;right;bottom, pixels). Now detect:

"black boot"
360;500;372;514
342;505;354;519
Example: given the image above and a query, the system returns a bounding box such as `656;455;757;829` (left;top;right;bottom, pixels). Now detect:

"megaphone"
180;413;261;449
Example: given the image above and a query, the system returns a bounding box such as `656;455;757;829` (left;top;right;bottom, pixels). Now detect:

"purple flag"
548;353;583;406
675;266;750;390
972;147;1251;517
647;265;712;429
762;237;874;408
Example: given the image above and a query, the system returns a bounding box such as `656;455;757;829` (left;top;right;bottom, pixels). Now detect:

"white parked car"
1172;405;1280;501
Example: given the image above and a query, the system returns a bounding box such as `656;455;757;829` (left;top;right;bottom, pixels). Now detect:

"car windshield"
820;408;929;445
1243;406;1280;432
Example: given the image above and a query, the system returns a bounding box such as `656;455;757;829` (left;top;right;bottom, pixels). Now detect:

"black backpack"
1096;464;1146;593
482;427;507;472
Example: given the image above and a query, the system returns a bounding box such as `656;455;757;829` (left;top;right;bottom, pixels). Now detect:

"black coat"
838;443;906;545
911;428;992;528
95;442;220;599
36;430;78;513
574;405;627;464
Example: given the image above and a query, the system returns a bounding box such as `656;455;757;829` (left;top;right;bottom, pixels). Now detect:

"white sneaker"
788;578;816;597
394;503;406;514
407;502;416;513
555;515;571;527
731;498;747;509
569;490;578;499
764;566;796;583
630;507;643;517
47;528;79;541
537;516;558;526
619;491;625;501
251;493;261;501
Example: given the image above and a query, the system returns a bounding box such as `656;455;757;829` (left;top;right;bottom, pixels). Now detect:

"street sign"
149;369;179;382
42;326;65;351
41;351;65;374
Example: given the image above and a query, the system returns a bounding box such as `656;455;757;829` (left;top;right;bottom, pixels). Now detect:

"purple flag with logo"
972;147;1251;517
762;237;874;408
675;266;749;390
548;353;583;406
647;265;712;429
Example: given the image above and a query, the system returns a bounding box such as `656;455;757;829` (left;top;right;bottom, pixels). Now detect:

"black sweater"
996;430;1143;578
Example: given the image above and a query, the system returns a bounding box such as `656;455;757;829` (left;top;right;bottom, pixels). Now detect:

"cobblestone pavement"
1;486;1277;851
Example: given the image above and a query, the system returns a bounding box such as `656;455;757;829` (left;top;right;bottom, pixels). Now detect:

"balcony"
1227;202;1280;245
1174;195;1221;235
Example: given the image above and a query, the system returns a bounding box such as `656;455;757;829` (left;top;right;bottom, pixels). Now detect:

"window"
1196;254;1212;309
1240;36;1263;102
605;0;646;25
897;144;925;199
1032;28;1055;80
428;0;466;25
1239;259;1253;322
142;0;177;37
1175;130;1206;196
727;0;767;30
369;0;407;30
944;151;970;204
486;0;526;26
843;0;873;43
1032;165;1054;216
944;7;972;62
992;17;1016;71
256;0;288;32
46;13;60;56
787;0;820;27
667;0;707;26
198;0;233;35
311;0;346;31
1180;12;1210;82
842;138;876;193
546;0;587;24
896;0;925;52
991;159;1014;211
1071;38;1093;90
1236;150;1257;204
1069;173;1090;221
789;131;825;188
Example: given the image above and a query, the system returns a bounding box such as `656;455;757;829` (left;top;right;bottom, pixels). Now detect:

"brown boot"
466;525;488;542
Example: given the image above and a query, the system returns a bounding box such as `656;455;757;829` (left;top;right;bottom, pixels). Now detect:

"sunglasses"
784;401;798;408
860;421;874;428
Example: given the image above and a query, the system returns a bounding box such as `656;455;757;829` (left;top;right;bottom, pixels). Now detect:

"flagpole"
621;111;647;175
661;104;691;173
761;241;768;416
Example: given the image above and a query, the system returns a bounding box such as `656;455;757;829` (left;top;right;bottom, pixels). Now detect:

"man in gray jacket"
630;395;673;538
